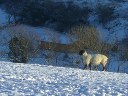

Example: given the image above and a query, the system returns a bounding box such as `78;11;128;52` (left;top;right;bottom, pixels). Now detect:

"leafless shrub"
68;25;112;55
5;25;41;58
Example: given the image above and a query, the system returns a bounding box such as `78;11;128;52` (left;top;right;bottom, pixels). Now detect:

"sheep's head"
79;50;88;56
79;50;86;55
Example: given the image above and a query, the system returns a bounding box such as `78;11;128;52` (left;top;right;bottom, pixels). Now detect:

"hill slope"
0;61;127;96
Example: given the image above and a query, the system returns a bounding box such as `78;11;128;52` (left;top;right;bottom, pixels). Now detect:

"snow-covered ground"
0;61;128;96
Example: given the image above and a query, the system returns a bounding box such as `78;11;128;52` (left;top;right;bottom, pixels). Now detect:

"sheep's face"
79;50;85;55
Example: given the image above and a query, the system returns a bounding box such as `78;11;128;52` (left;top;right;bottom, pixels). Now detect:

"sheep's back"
91;54;108;65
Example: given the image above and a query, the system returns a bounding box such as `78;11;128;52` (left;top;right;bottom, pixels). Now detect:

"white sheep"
79;50;108;71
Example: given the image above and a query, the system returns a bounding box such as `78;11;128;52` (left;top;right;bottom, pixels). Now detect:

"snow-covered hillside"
0;0;128;42
3;25;71;44
68;0;128;42
0;61;127;96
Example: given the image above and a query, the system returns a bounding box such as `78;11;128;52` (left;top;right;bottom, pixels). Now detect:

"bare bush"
8;36;29;63
68;25;112;55
6;25;41;58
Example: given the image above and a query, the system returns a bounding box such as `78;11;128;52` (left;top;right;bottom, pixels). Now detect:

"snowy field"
0;61;128;96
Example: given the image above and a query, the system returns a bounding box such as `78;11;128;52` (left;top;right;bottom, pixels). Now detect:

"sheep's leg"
83;64;87;70
89;63;92;70
94;66;98;70
102;65;106;71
